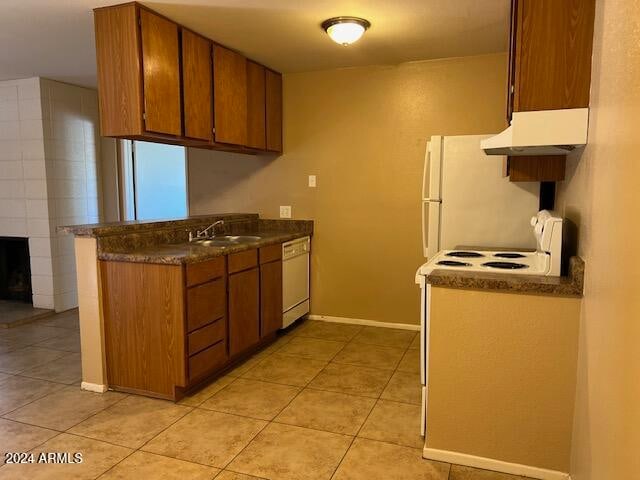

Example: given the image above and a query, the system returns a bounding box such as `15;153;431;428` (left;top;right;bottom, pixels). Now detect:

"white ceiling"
0;0;509;88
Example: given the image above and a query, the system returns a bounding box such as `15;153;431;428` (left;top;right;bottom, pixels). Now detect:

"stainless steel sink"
190;235;261;247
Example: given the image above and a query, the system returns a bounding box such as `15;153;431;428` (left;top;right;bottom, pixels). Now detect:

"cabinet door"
246;61;266;150
512;0;595;112
506;0;520;121
228;267;259;356
94;4;144;137
182;29;213;141
139;9;182;136
260;260;283;338
265;69;283;152
508;155;566;182
101;261;186;398
213;45;247;146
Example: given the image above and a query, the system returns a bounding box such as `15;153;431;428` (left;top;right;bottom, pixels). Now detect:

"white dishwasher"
282;236;310;328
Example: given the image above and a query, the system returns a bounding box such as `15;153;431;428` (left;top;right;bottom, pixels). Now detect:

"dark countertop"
59;213;259;238
100;231;310;265
59;214;313;265
426;255;584;298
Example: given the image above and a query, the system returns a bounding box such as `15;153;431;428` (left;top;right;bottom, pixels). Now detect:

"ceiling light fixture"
321;17;371;46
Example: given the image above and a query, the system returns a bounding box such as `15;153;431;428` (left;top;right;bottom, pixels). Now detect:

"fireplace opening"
0;237;32;304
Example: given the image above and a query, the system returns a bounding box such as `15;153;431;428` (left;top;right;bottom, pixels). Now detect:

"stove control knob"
530;216;538;227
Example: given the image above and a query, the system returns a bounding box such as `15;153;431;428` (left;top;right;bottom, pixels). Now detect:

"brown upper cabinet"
246;61;266;150
213;45;248;146
507;0;596;119
94;3;146;138
505;0;595;182
266;69;283;153
139;9;182;136
93;2;283;154
182;29;213;141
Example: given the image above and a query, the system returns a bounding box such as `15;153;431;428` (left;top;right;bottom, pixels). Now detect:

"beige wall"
555;1;640;478
74;237;107;389
426;287;581;473
189;53;507;325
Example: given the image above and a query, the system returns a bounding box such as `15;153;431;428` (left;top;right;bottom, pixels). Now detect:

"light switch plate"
308;175;317;187
280;206;292;218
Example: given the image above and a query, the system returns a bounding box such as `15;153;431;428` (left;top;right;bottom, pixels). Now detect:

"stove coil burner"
437;260;472;267
494;252;526;259
482;261;529;270
445;251;485;258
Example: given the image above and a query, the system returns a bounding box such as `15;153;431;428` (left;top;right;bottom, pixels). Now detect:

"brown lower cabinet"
228;267;260;356
100;244;285;401
259;244;283;338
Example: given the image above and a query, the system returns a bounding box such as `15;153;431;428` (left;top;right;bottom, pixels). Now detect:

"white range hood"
481;108;589;156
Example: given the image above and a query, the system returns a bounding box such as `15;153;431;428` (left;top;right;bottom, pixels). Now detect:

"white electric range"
415;210;564;437
418;210;564;278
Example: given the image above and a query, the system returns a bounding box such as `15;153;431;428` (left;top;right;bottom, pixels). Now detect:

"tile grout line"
216;340;351;477
3;319;422;478
180;374;242;408
337;322;424;459
0;314;79;416
0;381;68;418
1;391;132;442
326;325;408;480
277;324;410;480
327;390;380;479
92;398;197;479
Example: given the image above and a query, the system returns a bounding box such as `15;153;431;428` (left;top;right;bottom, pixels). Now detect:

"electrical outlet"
280;206;292;218
308;175;317;187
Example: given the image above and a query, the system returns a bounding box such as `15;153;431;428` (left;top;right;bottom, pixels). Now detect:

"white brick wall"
0;77;101;312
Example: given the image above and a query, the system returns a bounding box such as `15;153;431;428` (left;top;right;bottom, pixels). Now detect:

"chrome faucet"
189;220;224;242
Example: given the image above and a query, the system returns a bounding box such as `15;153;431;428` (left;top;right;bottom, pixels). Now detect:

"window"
121;140;188;221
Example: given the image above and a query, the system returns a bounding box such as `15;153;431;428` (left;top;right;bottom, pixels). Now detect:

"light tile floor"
0;309;535;480
0;300;53;328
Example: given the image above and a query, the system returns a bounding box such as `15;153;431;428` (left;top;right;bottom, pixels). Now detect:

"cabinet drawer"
189;340;227;381
188;318;226;355
228;249;258;274
186;257;225;287
187;278;226;332
259;244;282;264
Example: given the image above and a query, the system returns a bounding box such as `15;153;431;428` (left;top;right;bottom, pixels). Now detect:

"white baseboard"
423;447;571;480
81;382;108;393
306;314;420;331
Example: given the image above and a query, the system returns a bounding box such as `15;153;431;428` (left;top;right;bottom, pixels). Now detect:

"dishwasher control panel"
283;237;310;259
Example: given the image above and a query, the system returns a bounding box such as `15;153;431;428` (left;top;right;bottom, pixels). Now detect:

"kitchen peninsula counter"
61;213;313;400
61;214;313;265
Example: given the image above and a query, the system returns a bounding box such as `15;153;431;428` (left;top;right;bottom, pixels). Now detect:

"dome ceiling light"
321;17;371;46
